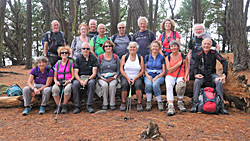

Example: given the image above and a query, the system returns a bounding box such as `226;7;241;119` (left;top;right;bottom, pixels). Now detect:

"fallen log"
0;71;24;75
0;96;23;108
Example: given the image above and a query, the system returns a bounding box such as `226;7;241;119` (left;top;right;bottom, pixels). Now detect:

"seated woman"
144;40;166;111
165;40;189;116
22;56;53;116
97;40;120;110
52;46;74;114
70;23;90;61
120;41;144;112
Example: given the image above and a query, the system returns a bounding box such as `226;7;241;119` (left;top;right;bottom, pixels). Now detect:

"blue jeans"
144;76;165;96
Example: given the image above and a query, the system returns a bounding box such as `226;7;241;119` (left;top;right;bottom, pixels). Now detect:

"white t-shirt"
124;54;141;79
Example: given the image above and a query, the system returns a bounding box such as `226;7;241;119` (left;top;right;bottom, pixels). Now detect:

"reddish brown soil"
0;53;250;140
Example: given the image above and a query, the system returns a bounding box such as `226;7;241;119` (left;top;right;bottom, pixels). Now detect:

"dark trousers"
48;55;60;68
72;79;96;107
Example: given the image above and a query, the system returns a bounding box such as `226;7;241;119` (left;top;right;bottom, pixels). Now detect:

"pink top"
158;31;181;53
55;60;74;80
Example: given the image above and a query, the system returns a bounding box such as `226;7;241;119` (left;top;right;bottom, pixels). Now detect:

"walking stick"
54;86;64;124
124;83;132;121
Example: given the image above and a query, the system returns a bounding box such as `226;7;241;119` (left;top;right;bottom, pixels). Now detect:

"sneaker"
38;106;45;115
158;102;164;111
54;105;61;114
120;103;126;111
102;105;108;110
22;107;31;116
61;105;68;114
177;102;186;112
110;105;116;110
167;104;175;116
191;103;198;113
87;105;95;113
73;107;80;114
145;101;152;111
137;103;143;112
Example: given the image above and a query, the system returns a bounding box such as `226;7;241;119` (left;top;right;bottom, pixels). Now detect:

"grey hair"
127;41;139;50
137;16;148;24
82;42;90;48
36;56;48;64
89;19;97;26
117;22;126;27
193;23;205;32
51;20;59;26
97;23;106;29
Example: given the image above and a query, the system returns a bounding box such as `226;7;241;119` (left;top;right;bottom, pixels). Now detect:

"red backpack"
198;87;221;114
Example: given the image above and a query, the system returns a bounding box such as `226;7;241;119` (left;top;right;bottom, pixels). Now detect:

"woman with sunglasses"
71;23;90;61
97;40;120;110
52;46;74;114
158;18;181;56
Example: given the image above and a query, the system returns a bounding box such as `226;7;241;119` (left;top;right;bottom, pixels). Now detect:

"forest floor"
0;53;249;140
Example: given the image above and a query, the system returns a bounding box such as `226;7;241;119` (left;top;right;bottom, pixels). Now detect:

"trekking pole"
124;83;132;121
54;86;64;124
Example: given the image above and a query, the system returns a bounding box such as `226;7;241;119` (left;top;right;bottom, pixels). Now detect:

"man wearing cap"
187;24;220;80
165;40;189;116
190;38;228;114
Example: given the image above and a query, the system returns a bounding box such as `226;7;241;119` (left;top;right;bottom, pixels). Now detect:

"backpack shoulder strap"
46;66;51;77
137;54;141;64
112;34;118;42
134;31;139;40
145;55;149;64
68;59;73;74
181;53;186;60
94;35;98;48
148;31;152;42
168;54;171;62
34;66;38;79
173;31;176;39
100;54;104;64
127;34;132;41
106;36;110;40
113;53;117;61
162;32;165;43
125;53;129;62
57;60;61;71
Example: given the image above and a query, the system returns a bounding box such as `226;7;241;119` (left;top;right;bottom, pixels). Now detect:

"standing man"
111;22;132;58
87;19;98;39
188;24;220;80
190;38;228;114
90;24;110;58
72;42;98;114
43;20;66;67
133;16;156;58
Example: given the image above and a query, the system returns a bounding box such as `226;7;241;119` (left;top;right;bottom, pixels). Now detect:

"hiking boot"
87;105;95;113
38;106;45;115
102;105;108;110
167;104;175;116
145;101;152;111
110;105;116;111
61;105;68;114
177;102;186;112
120;103;126;111
191;103;198;113
54;105;61;114
158;102;164;111
137;103;143;112
221;109;228;115
73;107;80;114
22;107;31;116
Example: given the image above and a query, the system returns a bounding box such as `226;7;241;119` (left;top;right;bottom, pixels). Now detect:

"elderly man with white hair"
87;19;98;39
133;16;156;58
90;23;111;58
43;20;66;67
111;22;132;58
187;23;220;80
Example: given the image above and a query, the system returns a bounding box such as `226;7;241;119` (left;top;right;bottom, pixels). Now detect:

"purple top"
30;66;54;84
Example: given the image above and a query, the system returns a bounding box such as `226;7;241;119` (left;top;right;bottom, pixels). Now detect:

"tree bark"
148;0;153;30
228;0;250;72
168;0;176;20
153;0;159;33
0;0;7;66
40;0;50;32
25;0;32;69
192;0;202;23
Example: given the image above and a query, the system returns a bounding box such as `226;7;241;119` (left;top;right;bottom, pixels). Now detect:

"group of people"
22;16;228;116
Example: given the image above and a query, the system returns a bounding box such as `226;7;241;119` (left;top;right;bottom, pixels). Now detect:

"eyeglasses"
119;27;125;29
82;48;90;50
104;45;113;48
60;52;68;55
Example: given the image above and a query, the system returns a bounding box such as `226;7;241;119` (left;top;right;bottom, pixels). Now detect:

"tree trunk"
192;0;202;23
0;0;7;66
148;0;153;30
25;0;32;69
228;0;250;71
40;0;50;32
245;0;250;25
168;0;176;20
126;6;132;34
152;0;159;33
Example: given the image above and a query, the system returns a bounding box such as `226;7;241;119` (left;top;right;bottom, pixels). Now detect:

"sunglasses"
104;45;113;48
60;52;68;55
119;27;125;29
82;48;90;50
